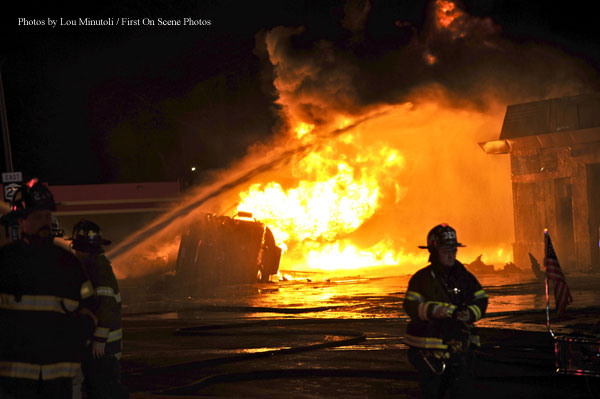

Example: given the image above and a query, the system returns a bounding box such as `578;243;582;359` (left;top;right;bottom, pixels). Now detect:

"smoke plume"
109;0;598;278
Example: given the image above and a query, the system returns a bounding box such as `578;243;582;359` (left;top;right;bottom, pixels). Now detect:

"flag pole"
545;276;555;338
544;230;555;337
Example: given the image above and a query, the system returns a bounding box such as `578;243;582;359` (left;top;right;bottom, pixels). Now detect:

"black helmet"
418;223;465;252
70;219;111;253
10;178;57;218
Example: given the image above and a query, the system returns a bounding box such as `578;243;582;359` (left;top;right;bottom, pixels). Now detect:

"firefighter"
403;224;488;399
70;219;128;399
0;179;97;398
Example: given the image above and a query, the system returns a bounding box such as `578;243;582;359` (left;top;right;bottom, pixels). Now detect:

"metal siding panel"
500;100;552;140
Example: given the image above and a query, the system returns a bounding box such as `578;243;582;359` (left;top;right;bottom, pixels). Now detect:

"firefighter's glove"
447;339;463;353
455;308;470;323
92;341;106;359
429;350;451;360
432;304;455;319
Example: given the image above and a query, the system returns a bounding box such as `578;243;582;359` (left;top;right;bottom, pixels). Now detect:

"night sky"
1;0;599;185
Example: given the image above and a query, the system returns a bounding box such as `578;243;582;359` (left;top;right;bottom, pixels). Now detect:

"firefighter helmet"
70;219;112;253
9;178;57;218
418;223;465;251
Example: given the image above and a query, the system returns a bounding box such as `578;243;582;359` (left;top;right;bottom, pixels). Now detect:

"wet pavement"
118;271;600;398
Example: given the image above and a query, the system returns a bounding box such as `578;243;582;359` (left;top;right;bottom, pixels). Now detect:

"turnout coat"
0;240;96;380
82;254;123;359
402;260;488;351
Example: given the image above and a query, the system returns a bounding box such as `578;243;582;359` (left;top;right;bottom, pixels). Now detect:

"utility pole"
0;59;13;173
0;59;20;241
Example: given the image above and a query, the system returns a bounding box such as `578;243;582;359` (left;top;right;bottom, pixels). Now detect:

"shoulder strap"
429;267;459;305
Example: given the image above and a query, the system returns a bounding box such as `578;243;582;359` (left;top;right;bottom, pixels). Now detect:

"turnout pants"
82;355;129;399
408;347;474;399
0;376;73;399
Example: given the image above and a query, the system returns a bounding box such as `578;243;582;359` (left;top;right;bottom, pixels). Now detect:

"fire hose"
159;369;417;396
123;316;418;396
122;307;600;397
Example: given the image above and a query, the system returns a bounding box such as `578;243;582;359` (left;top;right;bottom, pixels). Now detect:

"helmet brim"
71;243;107;253
67;237;111;245
10;205;56;220
418;243;466;249
71;237;111;254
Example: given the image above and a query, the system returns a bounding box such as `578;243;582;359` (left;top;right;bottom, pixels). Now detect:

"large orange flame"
237;129;406;268
236;97;514;274
108;95;515;279
108;0;569;279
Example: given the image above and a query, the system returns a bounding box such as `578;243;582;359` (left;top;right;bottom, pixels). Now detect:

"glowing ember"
424;52;437;65
431;0;498;41
435;0;459;29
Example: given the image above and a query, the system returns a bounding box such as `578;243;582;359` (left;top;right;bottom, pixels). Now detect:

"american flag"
544;230;573;316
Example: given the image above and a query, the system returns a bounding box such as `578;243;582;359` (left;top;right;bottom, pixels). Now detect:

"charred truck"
174;212;281;295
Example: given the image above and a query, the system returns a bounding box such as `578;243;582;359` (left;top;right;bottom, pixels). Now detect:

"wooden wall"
510;142;600;272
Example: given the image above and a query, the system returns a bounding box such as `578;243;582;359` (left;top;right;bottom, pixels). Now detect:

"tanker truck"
174;211;282;295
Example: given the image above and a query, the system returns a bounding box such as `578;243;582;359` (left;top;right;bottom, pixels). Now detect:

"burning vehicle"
174;211;281;295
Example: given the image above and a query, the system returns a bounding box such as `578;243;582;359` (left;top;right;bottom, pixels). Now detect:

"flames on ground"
107;0;596;279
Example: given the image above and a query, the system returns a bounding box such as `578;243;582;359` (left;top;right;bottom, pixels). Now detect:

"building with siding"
480;93;600;272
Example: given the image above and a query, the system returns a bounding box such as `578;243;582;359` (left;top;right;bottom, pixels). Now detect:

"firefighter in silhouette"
70;219;128;399
0;179;97;398
403;224;488;399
